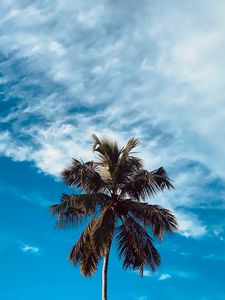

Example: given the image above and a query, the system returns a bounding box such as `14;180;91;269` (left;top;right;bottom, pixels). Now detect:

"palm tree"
50;135;178;300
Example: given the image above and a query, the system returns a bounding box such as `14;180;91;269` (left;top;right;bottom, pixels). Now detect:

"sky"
0;0;225;299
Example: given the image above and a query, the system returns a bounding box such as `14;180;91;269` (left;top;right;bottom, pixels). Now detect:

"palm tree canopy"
50;135;178;276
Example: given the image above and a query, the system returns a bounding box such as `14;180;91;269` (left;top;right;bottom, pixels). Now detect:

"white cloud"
159;270;195;280
49;41;66;56
213;229;224;241
0;0;225;238
0;131;31;161
138;271;172;281
20;244;40;255
159;273;171;281
175;210;207;238
77;5;104;28
143;270;152;277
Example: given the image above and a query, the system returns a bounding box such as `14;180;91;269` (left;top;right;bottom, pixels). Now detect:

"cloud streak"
0;0;225;238
20;244;40;255
159;273;171;281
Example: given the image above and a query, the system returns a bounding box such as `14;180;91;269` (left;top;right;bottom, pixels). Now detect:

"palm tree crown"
50;135;178;293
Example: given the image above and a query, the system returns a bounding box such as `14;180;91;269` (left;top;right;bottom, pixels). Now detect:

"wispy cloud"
20;244;40;255
142;270;172;281
0;182;51;207
159;273;171;281
143;270;152;277
0;0;225;238
175;210;207;238
134;269;191;281
202;252;225;262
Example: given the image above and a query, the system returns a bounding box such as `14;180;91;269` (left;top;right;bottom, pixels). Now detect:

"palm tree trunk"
102;247;110;300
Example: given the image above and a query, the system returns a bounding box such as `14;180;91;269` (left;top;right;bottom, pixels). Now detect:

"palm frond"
92;134;122;176
50;193;85;229
123;137;140;155
91;134;102;152
91;205;115;257
80;243;99;277
113;155;143;186
119;200;178;239
61;159;106;193
69;205;115;277
150;167;174;190
111;137;142;186
69;217;99;277
116;216;160;275
49;193;111;229
121;167;173;201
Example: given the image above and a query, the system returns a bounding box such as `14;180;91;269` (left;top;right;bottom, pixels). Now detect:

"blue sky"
0;0;225;299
